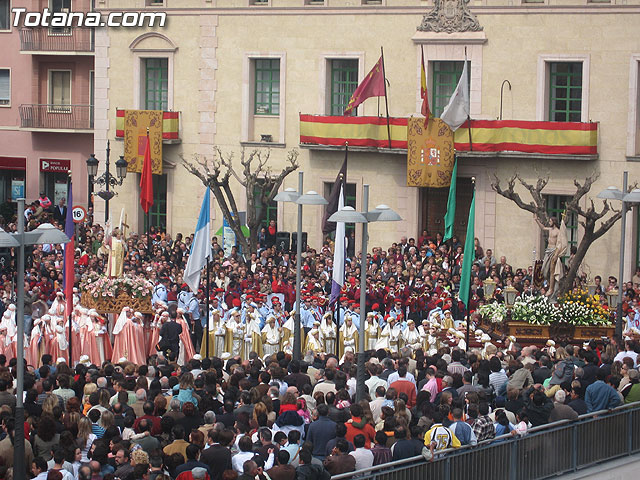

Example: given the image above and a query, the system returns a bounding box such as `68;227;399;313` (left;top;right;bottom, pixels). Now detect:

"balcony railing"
19;27;94;53
19;104;94;131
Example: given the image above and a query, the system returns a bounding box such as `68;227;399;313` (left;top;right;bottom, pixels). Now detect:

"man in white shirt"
369;385;386;423
387;358;416;387
349;434;374;470
614;340;638;366
365;363;387;398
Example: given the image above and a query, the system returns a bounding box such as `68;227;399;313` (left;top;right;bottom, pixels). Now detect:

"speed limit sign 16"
72;205;87;224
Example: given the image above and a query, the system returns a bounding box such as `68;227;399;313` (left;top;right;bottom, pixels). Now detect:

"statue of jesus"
106;225;126;278
535;216;565;296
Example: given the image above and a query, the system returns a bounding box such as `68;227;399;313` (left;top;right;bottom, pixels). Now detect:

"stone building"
93;0;640;280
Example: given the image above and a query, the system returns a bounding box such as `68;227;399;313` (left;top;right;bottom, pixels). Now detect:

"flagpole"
67;173;73;364
465;176;475;352
205;255;210;358
463;50;473;152
146;128;152;259
380;46;392;149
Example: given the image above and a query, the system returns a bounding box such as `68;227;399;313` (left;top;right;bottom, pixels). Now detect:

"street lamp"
328;185;402;401
87;140;128;223
2;199;70;479
273;172;328;360
596;172;639;339
483;278;497;299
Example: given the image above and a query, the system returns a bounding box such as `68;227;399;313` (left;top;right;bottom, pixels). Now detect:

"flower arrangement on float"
79;272;153;299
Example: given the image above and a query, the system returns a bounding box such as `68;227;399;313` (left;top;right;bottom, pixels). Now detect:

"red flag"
421;46;430;128
140;133;154;214
344;56;385;116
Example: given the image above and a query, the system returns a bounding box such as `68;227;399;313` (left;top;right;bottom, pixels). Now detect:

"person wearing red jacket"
344;403;376;448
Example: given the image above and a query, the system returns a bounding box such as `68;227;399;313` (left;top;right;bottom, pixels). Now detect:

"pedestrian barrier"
331;401;640;480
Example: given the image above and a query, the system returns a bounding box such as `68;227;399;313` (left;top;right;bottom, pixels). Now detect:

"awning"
0;157;26;171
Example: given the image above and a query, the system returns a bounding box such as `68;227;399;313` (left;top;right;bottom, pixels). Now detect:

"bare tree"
183;147;299;254
491;172;625;297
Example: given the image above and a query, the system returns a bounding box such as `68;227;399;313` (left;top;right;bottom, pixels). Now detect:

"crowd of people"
0;200;634;480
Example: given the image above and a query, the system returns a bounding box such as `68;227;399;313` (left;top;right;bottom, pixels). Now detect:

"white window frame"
0;0;11;33
320;53;364;115
48;69;72;113
241;52;286;144
414;43;484;117
536;54;590;123
627;55;640;157
0;68;10;107
129;33;177;111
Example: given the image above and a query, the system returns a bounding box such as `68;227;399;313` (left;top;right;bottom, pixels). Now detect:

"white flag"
440;61;470;132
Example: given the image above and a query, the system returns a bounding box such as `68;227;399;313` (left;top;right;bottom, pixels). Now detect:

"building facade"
94;0;640;281
0;0;93;210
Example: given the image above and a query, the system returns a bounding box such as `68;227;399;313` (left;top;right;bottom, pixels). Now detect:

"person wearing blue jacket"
585;369;622;413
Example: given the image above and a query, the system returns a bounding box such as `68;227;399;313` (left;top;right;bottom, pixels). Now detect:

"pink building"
0;0;93;211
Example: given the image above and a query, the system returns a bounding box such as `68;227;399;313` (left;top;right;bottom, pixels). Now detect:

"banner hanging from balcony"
124;110;163;175
299;115;598;156
406;117;455;188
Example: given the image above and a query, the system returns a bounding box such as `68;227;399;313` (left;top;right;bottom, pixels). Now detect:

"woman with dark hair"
33;416;60;461
181;401;204;434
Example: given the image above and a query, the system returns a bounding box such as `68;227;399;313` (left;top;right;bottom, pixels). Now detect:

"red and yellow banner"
116;109;179;141
300;115;598;156
124;110;163;175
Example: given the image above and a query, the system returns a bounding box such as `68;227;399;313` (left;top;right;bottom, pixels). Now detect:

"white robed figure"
364;313;379;351
281;314;295;355
244;310;263;359
261;315;282;357
212;309;227;357
402;320;422;352
320;312;337;355
304;323;324;354
226;311;245;358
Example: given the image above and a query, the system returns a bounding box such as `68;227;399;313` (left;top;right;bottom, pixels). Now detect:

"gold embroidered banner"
124;110;163;175
406;117;455;188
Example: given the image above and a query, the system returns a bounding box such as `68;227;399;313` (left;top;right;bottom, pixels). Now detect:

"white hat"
56;357;67;364
508;335;516;342
220;352;231;360
79;355;90;365
193;354;202;361
367;312;375;317
323;312;332;320
447;328;456;335
455;331;465;339
313;320;320;326
546;339;556;347
481;334;491;343
118;356;128;363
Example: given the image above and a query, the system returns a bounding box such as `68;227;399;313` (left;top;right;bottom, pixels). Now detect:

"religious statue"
105;224;126;278
535;215;567;296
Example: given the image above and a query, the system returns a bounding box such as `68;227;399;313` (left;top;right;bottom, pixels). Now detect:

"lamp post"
328;187;402;401
86;140;128;223
1;200;70;479
273;172;327;361
596;172;640;339
483;278;497;299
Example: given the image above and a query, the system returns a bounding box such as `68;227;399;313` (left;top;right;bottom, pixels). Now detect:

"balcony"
19;104;94;132
19;27;94;55
115;109;181;144
299;114;599;160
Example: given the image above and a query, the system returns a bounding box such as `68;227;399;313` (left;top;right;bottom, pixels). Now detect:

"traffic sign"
72;205;86;224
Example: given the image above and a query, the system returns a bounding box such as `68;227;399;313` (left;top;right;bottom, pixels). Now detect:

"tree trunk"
557;228;594;297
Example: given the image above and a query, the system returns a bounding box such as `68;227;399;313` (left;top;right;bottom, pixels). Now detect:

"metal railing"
19;27;94;52
19;104;94;130
332;401;640;480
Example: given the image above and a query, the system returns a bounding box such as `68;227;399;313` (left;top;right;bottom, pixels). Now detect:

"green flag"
459;189;475;308
443;158;457;242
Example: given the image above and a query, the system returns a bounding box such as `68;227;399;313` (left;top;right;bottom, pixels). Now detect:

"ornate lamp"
483;278;496;298
504;285;518;309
